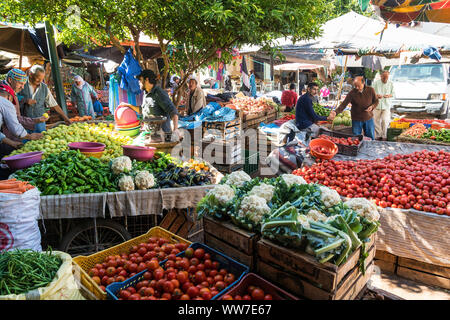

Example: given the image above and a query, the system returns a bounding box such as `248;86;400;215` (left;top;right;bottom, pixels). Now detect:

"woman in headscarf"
70;75;97;118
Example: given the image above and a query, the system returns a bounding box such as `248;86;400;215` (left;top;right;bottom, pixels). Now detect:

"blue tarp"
178;102;236;129
259;121;282;134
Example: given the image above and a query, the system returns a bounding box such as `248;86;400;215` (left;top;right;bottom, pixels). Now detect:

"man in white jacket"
373;70;395;140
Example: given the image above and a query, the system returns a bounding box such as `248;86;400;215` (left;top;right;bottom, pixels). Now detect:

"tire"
58;219;131;257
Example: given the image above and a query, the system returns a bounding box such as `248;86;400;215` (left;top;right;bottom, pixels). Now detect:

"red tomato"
251;288;265;300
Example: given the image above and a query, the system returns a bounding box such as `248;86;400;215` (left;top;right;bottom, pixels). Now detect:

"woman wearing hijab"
70;75;98;118
249;70;257;98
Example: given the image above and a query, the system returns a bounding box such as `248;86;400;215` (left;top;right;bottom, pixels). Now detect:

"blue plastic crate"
106;242;249;300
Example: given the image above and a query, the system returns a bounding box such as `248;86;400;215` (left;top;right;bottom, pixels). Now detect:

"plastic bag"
118;49;142;95
0;251;85;300
0;188;41;252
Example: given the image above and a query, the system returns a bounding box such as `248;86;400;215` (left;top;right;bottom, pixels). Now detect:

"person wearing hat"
0;84;43;158
70;75;98;118
137;69;181;139
19;64;71;133
2;69;48;142
186;76;206;116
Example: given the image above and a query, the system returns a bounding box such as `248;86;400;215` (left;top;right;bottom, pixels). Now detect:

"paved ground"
368;268;450;300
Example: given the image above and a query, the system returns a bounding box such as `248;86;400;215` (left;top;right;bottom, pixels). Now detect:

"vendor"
334;76;378;140
295;82;335;137
19;65;71;132
70;75;98;119
0;84;43;158
186;76;206;116
281;83;298;112
137;69;181;138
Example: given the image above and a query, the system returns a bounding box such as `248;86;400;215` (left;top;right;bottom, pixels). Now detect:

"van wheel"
438;109;448;119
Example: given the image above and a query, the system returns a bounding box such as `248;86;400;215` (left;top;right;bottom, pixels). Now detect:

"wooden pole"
19;29;24;69
333;55;349;110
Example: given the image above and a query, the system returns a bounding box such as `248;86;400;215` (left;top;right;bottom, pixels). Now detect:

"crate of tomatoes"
106;243;249;300
219;273;300;300
318;128;363;156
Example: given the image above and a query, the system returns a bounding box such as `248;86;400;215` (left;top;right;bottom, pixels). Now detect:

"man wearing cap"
137;70;181;140
20;64;71;133
2;69;47;140
186;76;206;116
0;84;43;158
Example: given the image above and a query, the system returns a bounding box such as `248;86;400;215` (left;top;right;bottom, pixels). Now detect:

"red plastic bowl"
68;142;106;152
309;138;338;160
114;105;138;126
122;145;156;161
218;273;299;300
2;151;43;170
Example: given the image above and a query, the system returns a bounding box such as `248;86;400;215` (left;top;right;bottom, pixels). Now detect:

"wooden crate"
374;250;398;274
256;235;376;300
159;209;193;239
203;216;260;270
243;114;267;130
201;139;242;165
214;163;244;174
396;257;450;290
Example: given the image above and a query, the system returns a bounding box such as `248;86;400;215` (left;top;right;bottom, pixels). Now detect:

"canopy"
0;22;48;58
274;62;322;71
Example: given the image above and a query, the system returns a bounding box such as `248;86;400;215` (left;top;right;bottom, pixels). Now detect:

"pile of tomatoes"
318;134;360;146
116;247;237;300
221;285;273;300
293;149;450;216
87;237;189;291
311;145;336;157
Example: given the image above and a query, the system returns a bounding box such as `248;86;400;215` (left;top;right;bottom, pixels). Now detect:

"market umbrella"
240;55;250;92
370;0;450;23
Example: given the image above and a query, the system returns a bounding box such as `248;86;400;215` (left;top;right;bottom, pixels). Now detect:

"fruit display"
311;144;336;156
293;149;450;216
313;103;331;117
318;134;360;146
332;110;352;126
221;285;273;300
422;128;450;143
70;115;93;122
114;246;239;300
13;150;118;195
8;122;133;162
227;97;276;115
87;237;190;292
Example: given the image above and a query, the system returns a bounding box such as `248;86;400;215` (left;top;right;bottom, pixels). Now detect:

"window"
391;64;444;82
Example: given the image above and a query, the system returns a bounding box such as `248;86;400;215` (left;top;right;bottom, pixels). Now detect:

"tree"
1;0;330;105
329;0;374;19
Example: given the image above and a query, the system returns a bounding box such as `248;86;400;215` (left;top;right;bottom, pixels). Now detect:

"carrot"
0;190;24;194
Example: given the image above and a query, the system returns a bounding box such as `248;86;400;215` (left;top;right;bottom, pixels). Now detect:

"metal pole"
44;21;67;114
19;29;24;69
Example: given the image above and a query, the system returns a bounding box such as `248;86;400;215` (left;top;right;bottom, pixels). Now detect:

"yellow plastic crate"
72;226;192;300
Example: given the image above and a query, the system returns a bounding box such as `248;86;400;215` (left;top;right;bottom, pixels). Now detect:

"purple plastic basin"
122;145;156;161
68;142;106;152
2;151;43;170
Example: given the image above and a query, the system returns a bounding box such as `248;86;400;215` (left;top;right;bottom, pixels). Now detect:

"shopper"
249;70;257;98
373;70;395;140
296;82;335;137
20;65;71;132
71;75;98;118
281;83;298;112
186;77;206;116
334;76;378;140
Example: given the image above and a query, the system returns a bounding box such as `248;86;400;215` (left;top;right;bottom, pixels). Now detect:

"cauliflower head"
344;198;380;222
208;184;235;204
223;170;251;187
111;156;132;175
248;183;275;202
134;170;155;190
238;195;271;224
296;214;310;228
118;175;135;191
282;174;307;188
319;186;341;207
306;209;328;222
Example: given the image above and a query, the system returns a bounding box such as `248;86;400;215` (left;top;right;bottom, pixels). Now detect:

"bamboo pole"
331;55;349;130
19;29;24;69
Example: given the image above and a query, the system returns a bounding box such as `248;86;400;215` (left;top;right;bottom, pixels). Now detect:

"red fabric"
281;90;298;107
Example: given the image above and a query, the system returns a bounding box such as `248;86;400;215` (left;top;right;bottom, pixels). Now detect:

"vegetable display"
422;128;450;142
8;122;132;162
318;134;360;146
13;150;118;195
293;149;450;216
197;172;380;267
227;97;276;115
86;237;189;292
0;248;62;295
0;179;35;194
332;110;352;126
400;124;428;139
115;247;238;300
313;103;331;117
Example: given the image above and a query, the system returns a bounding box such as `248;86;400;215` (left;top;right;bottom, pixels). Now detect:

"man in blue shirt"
296;82;335;136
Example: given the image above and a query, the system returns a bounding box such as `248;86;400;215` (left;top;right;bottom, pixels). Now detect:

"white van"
389;63;450;119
